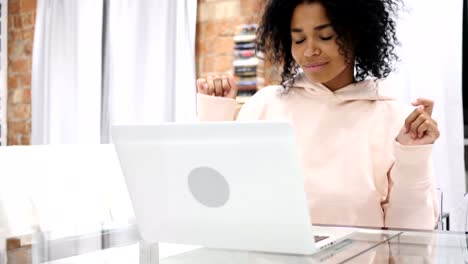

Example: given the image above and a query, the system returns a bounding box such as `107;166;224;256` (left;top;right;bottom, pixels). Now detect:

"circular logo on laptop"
188;166;230;208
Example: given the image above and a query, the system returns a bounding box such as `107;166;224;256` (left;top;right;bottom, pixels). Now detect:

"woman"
196;0;439;229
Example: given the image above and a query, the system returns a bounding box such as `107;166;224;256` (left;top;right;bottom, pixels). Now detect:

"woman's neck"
322;64;355;92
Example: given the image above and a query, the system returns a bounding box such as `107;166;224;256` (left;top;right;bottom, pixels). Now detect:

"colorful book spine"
233;24;265;98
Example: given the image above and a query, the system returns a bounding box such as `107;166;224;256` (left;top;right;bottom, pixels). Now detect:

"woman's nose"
304;42;320;57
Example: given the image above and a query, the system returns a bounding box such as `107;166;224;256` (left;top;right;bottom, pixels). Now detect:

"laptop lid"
111;122;317;254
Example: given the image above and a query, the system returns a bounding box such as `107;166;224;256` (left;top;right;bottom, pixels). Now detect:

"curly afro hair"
256;0;401;87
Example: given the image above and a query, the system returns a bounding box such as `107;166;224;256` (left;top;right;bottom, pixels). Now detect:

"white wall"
387;0;465;230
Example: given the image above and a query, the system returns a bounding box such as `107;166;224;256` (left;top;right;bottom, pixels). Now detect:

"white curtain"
32;0;197;143
101;0;197;142
31;0;103;144
387;0;465;230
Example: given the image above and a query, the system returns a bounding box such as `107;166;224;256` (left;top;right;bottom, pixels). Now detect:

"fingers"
196;78;208;94
225;73;238;99
415;119;438;139
405;106;440;140
424;121;440;139
404;106;425;133
196;74;233;98
221;76;231;97
411;98;434;116
206;76;216;96
227;73;236;90
409;114;427;139
212;76;223;96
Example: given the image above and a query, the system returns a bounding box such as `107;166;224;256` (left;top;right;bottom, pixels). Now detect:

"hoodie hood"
288;73;396;101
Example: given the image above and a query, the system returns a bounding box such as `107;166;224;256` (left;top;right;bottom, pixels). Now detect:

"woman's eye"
320;36;334;41
295;39;305;44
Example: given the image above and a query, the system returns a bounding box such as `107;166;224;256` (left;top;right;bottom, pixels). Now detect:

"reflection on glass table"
350;228;468;263
158;228;402;264
4;224;468;263
0;224;410;264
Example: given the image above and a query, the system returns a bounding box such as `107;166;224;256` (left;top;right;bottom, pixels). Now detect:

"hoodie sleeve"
196;93;238;121
196;86;278;121
382;135;439;230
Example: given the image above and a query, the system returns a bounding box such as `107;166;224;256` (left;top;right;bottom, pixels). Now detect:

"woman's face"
290;2;354;90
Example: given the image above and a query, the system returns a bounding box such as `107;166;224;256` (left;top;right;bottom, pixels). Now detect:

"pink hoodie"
197;73;438;230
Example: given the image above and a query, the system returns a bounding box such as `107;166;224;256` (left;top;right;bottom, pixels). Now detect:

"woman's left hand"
396;98;440;146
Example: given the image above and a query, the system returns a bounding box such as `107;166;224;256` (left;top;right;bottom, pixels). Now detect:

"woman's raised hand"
396;98;440;146
196;74;238;99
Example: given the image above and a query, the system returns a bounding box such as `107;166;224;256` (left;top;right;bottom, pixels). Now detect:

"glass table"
353;228;468;263
2;224;468;263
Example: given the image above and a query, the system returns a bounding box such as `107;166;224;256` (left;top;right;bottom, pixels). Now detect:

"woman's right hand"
196;74;238;99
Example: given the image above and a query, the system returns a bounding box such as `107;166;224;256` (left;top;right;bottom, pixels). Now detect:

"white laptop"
111;122;353;255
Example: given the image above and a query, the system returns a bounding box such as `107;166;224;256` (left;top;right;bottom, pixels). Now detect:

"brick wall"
196;0;280;85
7;0;36;145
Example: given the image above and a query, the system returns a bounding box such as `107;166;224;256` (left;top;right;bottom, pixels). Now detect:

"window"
0;0;7;146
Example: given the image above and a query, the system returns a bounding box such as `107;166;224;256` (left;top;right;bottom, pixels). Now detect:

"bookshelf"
0;0;7;146
233;24;264;117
